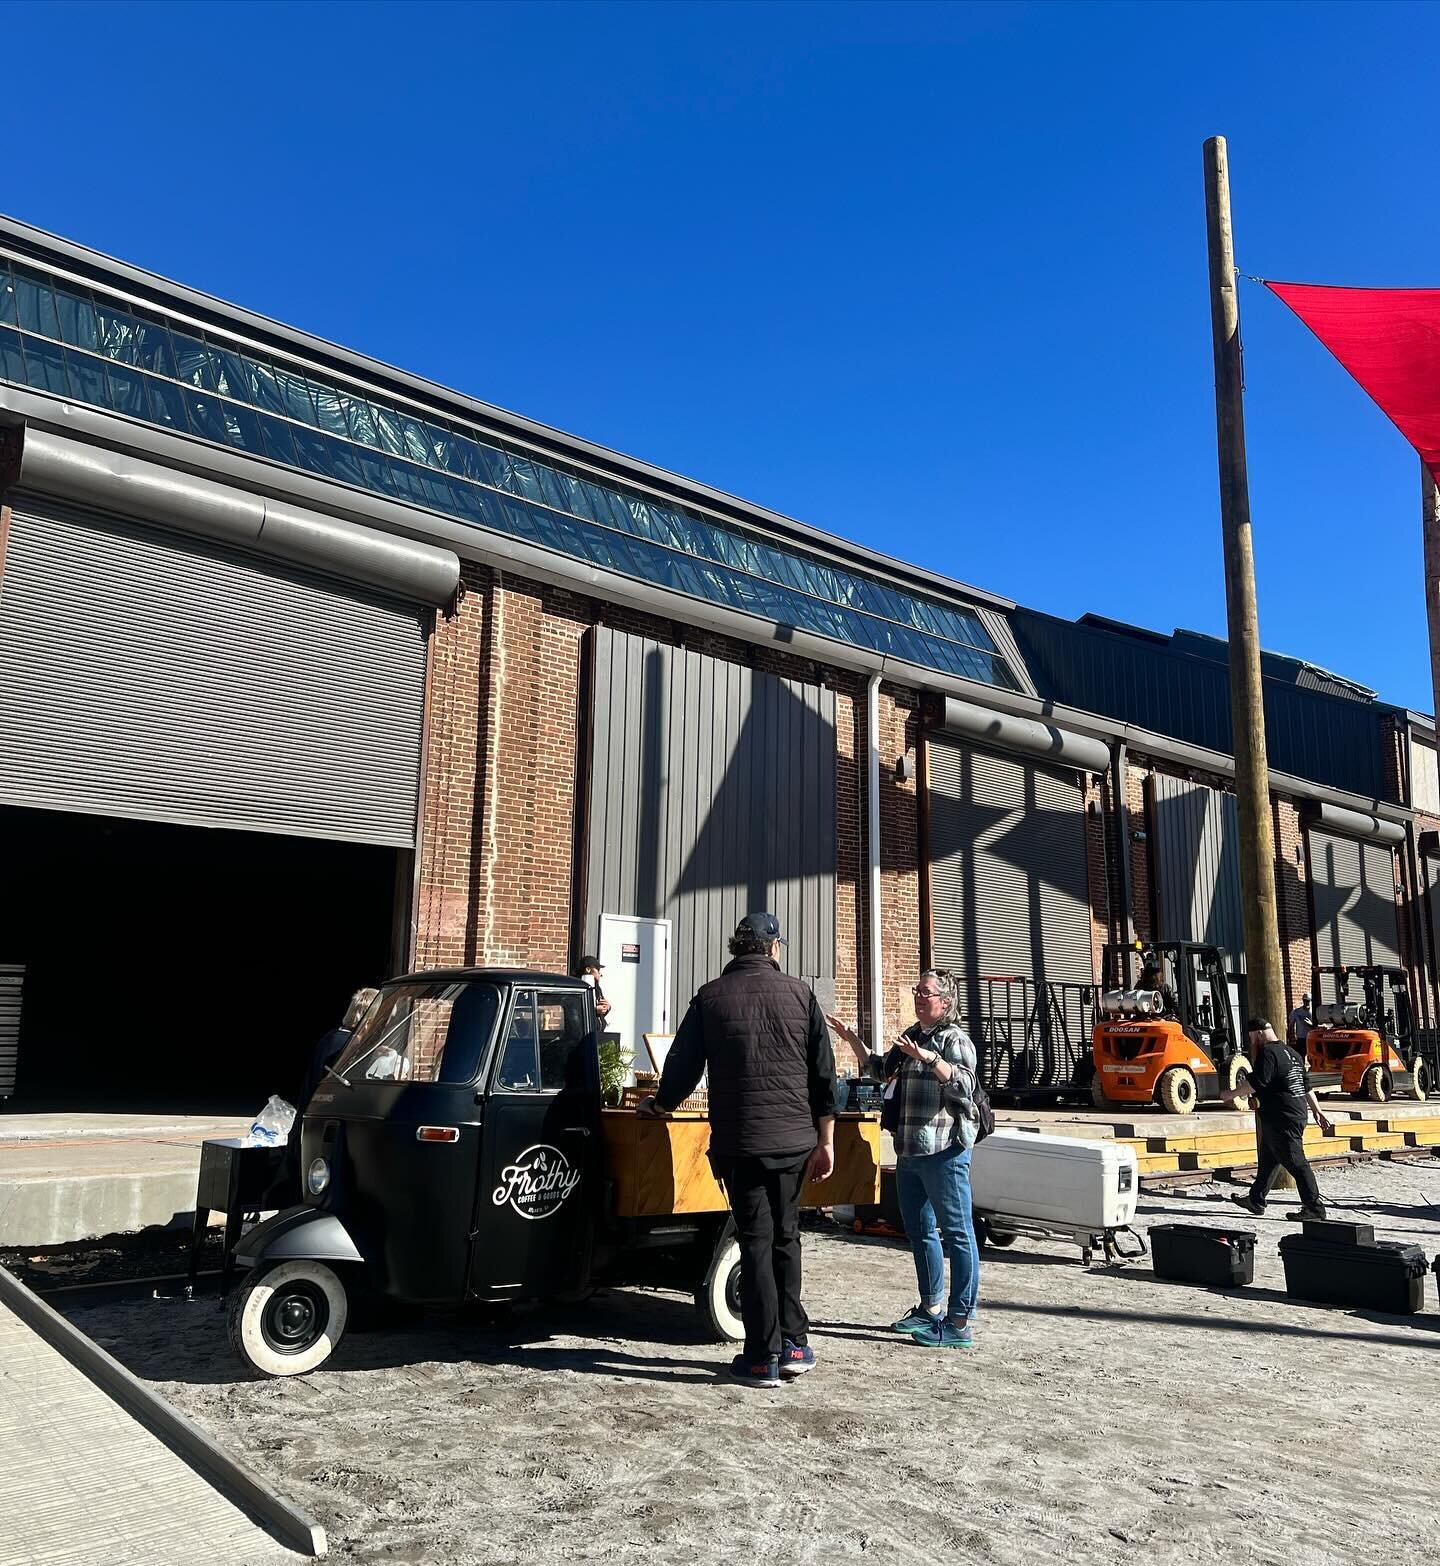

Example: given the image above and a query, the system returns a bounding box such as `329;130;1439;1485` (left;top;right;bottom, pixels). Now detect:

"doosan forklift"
1089;941;1248;1114
1304;965;1431;1103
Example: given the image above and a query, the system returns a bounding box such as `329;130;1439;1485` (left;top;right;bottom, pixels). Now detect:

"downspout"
867;673;884;1047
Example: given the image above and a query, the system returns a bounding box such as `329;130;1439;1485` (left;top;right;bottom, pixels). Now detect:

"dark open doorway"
0;804;398;1113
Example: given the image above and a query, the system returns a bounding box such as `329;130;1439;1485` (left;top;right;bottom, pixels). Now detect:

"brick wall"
875;684;922;1042
413;566;868;1009
834;688;861;1042
1125;765;1154;942
414;569;586;970
1272;796;1312;1012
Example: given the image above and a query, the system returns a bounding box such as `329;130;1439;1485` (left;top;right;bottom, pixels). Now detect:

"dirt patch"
2;1223;224;1292
61;1161;1440;1565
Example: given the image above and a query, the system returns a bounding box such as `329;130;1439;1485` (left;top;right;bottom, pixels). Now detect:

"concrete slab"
0;1289;300;1564
0;1114;250;1247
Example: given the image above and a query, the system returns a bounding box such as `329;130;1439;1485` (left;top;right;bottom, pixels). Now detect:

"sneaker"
916;1317;975;1350
1228;1194;1265;1216
1286;1205;1329;1222
729;1353;781;1388
890;1304;943;1336
779;1339;816;1378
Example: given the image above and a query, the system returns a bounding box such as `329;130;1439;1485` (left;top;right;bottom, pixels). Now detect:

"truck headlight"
306;1157;331;1196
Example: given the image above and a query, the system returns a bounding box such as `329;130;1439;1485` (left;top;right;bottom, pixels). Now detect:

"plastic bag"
244;1094;297;1147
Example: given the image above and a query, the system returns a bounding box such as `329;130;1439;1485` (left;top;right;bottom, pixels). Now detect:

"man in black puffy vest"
638;912;837;1388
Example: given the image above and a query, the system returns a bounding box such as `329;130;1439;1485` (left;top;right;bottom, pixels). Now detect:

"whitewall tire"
227;1259;349;1378
696;1235;744;1342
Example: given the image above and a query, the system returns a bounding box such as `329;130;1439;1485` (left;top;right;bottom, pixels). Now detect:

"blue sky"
5;0;1440;708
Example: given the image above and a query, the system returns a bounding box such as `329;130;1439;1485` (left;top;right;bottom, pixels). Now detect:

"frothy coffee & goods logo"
491;1144;582;1220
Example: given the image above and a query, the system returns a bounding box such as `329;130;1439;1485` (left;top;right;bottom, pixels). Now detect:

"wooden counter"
601;1111;882;1218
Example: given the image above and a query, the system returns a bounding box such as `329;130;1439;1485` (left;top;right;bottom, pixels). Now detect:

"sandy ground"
58;1161;1440;1566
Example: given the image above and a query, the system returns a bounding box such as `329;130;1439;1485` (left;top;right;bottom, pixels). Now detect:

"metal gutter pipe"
0;387;1414;826
4;423;459;606
867;673;884;1049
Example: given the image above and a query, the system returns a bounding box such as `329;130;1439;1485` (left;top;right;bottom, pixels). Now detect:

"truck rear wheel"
1410;1058;1431;1102
227;1259;348;1378
1089;1072;1114;1110
1361;1065;1389;1103
695;1235;743;1342
1157;1066;1198;1116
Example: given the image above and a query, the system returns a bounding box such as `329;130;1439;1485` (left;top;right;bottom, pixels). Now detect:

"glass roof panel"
0;267;1027;694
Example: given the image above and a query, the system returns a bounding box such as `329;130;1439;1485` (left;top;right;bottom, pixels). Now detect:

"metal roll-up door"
584;626;837;1019
927;737;1094;987
1150;774;1244;966
0;501;427;846
0;966;20;1099
1308;827;1400;969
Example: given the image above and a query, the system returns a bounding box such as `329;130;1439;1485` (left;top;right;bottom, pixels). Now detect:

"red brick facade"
1272;796;1312;1012
408;563;1438;1066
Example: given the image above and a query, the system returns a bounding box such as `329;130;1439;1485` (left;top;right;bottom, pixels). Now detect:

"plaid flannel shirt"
869;1020;979;1158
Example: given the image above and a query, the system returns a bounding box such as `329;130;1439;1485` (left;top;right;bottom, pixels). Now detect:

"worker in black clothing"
1227;1017;1334;1221
637;911;837;1390
1136;955;1180;1019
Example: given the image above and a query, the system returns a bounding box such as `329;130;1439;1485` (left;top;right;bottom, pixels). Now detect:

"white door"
598;915;671;1073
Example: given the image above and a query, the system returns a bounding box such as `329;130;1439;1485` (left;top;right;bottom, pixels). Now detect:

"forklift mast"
1313;965;1414;1049
1100;941;1242;1061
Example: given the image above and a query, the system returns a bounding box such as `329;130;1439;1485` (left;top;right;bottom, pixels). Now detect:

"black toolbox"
1279;1234;1429;1314
1150;1224;1256;1289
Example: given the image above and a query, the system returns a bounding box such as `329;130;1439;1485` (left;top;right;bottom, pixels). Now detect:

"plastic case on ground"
1150;1223;1256;1288
1278;1235;1429;1314
970;1130;1138;1232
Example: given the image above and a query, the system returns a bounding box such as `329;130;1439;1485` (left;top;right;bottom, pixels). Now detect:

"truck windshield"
332;981;501;1085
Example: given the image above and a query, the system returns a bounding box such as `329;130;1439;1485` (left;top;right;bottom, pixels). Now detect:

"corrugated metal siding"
0;965;19;1098
927;737;1094;987
1309;828;1401;968
1151;774;1245;965
1011;610;1388;799
0;501;427;846
584;627;837;1019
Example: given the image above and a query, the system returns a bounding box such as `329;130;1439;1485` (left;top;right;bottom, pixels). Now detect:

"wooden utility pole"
1203;137;1287;1041
1424;459;1440;725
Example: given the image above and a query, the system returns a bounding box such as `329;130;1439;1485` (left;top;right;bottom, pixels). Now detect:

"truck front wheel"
695;1235;743;1342
227;1259;349;1378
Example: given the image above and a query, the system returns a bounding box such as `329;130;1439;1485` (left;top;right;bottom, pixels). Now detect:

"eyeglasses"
911;986;944;999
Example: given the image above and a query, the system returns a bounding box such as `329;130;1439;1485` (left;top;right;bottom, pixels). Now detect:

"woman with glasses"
827;970;980;1349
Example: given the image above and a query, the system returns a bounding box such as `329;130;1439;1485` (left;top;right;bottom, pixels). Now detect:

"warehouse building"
0;214;1433;1112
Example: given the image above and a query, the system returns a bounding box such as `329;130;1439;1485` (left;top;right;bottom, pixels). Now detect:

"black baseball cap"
737;911;787;945
576;955;603;973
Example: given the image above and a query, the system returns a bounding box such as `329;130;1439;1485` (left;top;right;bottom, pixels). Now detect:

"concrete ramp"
1;1271;318;1564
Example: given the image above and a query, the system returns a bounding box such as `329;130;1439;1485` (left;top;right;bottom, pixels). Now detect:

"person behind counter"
827;969;981;1350
637;911;836;1389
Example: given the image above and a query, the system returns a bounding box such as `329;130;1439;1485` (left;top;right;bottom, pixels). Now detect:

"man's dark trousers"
1248;1120;1321;1209
724;1156;809;1360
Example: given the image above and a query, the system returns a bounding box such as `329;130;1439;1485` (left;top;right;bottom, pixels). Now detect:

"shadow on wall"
1149;777;1244;963
588;635;837;1016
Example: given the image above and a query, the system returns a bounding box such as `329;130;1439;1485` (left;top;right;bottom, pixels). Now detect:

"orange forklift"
1090;942;1248;1114
1304;966;1430;1103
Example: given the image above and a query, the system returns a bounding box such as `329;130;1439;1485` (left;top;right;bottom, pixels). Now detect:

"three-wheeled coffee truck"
228;969;881;1377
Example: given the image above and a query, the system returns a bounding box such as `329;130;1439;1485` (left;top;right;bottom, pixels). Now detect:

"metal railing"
959;976;1096;1102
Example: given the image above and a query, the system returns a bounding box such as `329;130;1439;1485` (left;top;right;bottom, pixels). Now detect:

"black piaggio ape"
228;969;880;1377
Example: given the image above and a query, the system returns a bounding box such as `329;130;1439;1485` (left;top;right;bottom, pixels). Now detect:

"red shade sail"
1265;280;1440;481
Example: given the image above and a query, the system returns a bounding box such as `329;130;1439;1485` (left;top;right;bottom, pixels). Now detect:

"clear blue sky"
5;0;1439;709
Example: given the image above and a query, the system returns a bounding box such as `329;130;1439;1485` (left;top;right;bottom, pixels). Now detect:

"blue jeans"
895;1143;979;1321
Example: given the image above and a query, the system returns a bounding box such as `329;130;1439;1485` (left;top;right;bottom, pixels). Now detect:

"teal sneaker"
915;1317;976;1349
890;1304;942;1336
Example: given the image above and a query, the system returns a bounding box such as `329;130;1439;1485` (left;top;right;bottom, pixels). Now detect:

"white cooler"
971;1130;1140;1260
